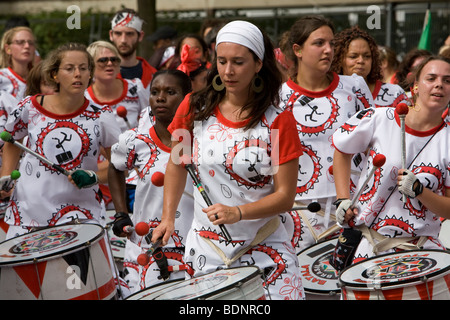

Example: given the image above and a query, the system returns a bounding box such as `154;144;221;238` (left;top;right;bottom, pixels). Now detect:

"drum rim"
131;266;262;300
339;249;450;289
126;279;185;300
296;236;339;256
0;223;105;266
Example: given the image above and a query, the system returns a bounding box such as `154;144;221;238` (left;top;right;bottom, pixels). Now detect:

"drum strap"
294;200;338;242
201;217;280;267
153;247;170;280
357;224;428;255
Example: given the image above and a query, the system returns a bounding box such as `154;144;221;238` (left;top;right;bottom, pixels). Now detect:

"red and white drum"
126;266;265;300
0;223;117;300
297;237;340;300
0;213;8;243
439;219;450;250
340;250;450;300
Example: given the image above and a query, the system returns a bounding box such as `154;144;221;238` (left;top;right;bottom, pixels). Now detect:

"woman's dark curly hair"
188;25;282;130
395;48;432;91
330;26;382;84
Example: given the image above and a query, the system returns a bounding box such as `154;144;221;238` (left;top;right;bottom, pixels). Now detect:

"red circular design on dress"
35;121;90;172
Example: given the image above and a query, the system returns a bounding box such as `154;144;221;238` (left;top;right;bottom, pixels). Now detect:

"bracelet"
236;206;243;221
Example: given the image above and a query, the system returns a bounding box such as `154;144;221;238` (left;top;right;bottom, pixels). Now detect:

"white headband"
215;20;265;61
111;12;143;32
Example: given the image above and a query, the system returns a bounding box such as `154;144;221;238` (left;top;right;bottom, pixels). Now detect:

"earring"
251;74;264;93
212;74;225;91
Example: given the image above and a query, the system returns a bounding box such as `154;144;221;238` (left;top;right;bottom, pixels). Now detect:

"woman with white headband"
152;20;305;300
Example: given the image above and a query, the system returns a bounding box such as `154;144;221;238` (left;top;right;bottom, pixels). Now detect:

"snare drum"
0;224;117;300
126;266;265;300
339;250;450;300
439;219;450;250
297;238;340;300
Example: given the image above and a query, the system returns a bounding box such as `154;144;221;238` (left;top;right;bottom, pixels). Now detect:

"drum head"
340;250;450;290
297;237;340;294
128;266;261;300
439;219;450;250
0;224;104;266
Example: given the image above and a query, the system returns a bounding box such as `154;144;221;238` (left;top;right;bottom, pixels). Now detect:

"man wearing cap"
109;8;156;88
147;25;178;70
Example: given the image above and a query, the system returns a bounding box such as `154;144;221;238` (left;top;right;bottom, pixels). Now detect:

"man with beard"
109;8;156;88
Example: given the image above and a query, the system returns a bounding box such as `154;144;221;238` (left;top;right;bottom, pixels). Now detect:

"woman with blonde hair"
85;40;150;209
0;26;36;99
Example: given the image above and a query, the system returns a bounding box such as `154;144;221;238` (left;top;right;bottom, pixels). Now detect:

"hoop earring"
212;74;225;91
251;74;264;93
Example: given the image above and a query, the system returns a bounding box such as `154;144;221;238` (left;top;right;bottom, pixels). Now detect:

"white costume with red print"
110;125;194;292
372;80;409;108
85;77;149;132
332;107;449;263
279;73;375;252
0;67;27;99
168;96;305;300
3;95;120;237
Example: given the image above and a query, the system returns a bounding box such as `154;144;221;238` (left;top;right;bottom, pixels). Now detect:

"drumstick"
1;170;20;191
180;154;233;243
291;202;321;212
351;153;386;207
123;221;150;236
136;238;163;266
396;103;409;203
0;131;71;176
117;106;132;130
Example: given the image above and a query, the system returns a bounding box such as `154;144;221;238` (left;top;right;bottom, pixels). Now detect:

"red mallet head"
373;154;386;168
395;103;409;116
151;171;165;187
134;222;150;236
137;253;150;266
116;106;128;118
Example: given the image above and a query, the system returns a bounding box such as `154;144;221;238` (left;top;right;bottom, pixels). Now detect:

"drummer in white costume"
333;56;450;263
0;43;120;238
152;20;305;300
0;26;36;100
278;16;375;252
85;41;150;208
109;70;194;292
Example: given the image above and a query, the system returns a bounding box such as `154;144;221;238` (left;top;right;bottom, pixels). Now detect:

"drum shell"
340;250;450;300
297;237;340;300
0;224;116;300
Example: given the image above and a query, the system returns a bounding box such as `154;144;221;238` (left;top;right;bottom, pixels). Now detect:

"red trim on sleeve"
270;110;302;166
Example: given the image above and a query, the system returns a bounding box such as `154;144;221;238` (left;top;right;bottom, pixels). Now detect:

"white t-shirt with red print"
372;80;409;108
85;77;149;132
279;73;375;201
3;95;120;231
169;95;302;252
332;107;449;261
0;67;27;100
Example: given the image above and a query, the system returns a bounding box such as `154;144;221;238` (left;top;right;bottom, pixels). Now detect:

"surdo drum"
126;266;266;300
0;224;117;300
339;250;450;300
297;237;340;299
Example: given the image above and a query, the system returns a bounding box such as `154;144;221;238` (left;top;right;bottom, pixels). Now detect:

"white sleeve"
110;130;137;171
332;107;377;155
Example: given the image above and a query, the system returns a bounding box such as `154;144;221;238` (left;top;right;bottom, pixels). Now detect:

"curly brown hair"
330;26;382;84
